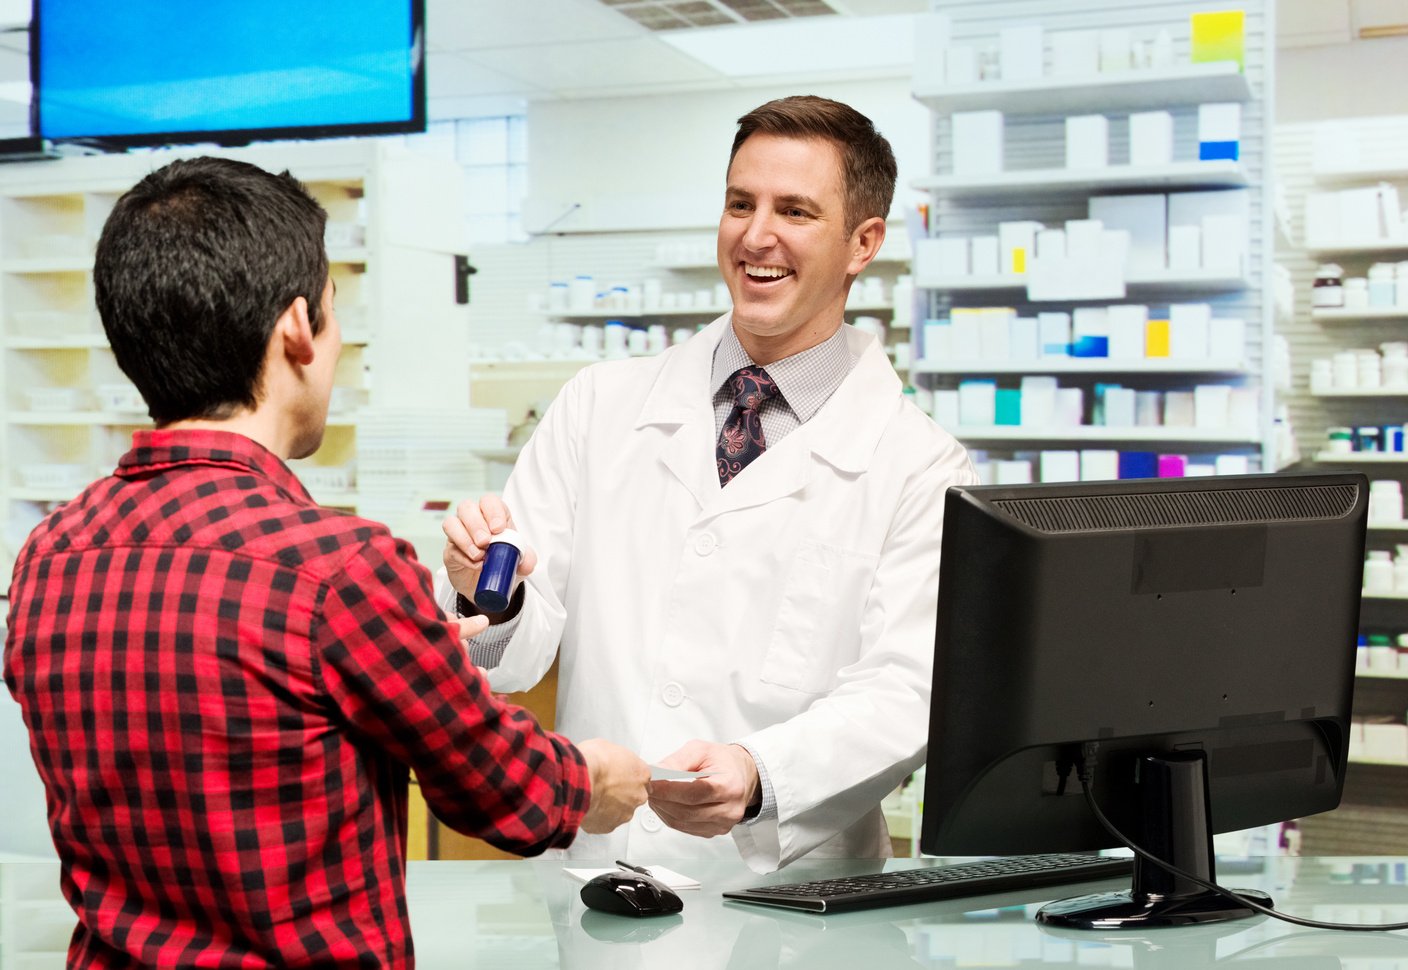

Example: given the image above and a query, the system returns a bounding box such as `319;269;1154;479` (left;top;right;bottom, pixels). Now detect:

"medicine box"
1065;115;1109;170
1129;111;1174;168
999;25;1043;82
953;110;1004;176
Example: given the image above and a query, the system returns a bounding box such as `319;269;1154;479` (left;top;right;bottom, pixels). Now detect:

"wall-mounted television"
32;0;425;149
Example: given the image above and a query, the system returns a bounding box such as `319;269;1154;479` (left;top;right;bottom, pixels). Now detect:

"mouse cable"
1076;747;1408;933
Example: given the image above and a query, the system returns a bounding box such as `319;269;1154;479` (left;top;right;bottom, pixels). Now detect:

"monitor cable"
1076;746;1408;933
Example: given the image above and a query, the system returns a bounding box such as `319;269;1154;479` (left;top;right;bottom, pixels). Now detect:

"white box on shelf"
945;44;978;85
1201;213;1246;274
932;389;960;428
1169;303;1212;359
1194;384;1231;428
952;110;1004;176
1380;183;1403;240
1338;186;1382;240
1041;450;1081;483
1065;115;1109;170
1208;318;1245;361
951;311;983;359
1168;225;1202;272
1039;312;1071;357
958;380;997;425
1065;218;1104;259
912;13;951;90
978;308;1014;360
1036;228;1066;261
937;237;970;277
1098;28;1131;72
1135;391;1161;427
1197;103;1242;160
1021;376;1059;427
1213;454;1248;476
1170;190;1247;275
998;221;1043;274
1055;388;1084;426
1107;304;1148;359
1228;388;1259;432
1103;387;1136;427
1129;111;1174;167
1089;194;1167;275
23;387;82;411
1164;391;1195;427
1050;30;1100;77
970;235;1001;276
1186;462;1217;477
922;320;952;361
1081;450;1120;481
1072;306;1109;348
1000;24;1044;82
995;460;1033;485
1010;316;1040;360
1304;192;1340;244
1099;229;1131;272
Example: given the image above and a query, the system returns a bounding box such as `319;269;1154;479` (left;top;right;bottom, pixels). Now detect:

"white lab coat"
483;316;976;871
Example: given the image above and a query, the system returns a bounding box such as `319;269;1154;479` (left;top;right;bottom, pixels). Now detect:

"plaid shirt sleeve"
314;531;590;854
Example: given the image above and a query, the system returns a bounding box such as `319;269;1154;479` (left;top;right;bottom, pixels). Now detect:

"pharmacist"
439;95;976;872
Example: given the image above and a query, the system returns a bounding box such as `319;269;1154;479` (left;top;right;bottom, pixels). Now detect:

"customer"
3;156;649;969
439;95;977;871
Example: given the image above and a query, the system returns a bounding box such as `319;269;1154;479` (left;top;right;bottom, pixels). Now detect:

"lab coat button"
641;810;664;833
661;681;685;707
694;533;717;556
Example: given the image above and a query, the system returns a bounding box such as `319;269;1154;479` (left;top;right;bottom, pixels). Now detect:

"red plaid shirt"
4;429;590;968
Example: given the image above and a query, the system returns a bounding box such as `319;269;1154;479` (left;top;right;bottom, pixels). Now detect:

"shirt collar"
710;322;853;424
116;428;310;500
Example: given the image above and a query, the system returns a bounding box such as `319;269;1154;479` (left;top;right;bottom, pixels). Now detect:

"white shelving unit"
909;0;1271;477
0;141;473;576
912;160;1248;197
1311;308;1408;323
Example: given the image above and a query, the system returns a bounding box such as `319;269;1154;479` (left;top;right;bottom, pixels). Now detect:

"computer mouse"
580;871;684;917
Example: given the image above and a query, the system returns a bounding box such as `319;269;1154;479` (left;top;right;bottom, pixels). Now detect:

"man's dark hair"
94;156;328;424
729;95;897;235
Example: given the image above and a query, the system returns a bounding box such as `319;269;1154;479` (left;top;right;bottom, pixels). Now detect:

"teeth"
745;264;792;279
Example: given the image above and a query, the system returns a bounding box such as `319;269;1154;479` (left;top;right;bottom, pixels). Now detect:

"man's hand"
648;740;761;838
441;494;537;604
578;738;651;834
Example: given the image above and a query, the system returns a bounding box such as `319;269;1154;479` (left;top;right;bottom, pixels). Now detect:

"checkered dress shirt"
4;429;590;968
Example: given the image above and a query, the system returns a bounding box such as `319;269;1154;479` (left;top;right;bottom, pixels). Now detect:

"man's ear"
846;216;886;277
273;296;315;367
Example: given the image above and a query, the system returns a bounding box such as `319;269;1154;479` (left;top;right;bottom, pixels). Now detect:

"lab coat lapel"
637;316;729;511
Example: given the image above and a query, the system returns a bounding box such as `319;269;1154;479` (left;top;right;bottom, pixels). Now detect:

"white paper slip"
648;765;713;781
564;866;702;891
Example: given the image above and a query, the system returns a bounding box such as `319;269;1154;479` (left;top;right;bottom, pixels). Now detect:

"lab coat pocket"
760;541;875;694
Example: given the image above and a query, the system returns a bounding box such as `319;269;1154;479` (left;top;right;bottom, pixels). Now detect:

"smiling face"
717;133;881;365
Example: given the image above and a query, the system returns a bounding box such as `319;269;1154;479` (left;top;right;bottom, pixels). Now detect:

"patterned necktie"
716;366;781;487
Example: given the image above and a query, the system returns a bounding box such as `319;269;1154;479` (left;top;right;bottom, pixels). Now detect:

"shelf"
1305;240;1408;257
1311;388;1408;397
1368;520;1408;532
1314;164;1408;186
913;161;1247;198
10;486;85;502
916;268;1247;296
1315;451;1408;464
1348;756;1408;767
912;359;1249;376
327;247;369;265
952;425;1260;443
543;302;892;319
472;447;523;463
4;335;108;350
912;61;1250;116
1;256;92;274
1361;591;1408;600
1312;308;1408;323
1357;668;1408;680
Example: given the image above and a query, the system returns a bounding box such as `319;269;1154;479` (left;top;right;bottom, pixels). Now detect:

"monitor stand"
1035;750;1273;930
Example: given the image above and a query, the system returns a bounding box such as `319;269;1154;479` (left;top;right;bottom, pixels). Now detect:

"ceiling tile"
428;0;644;52
471;35;723;94
428;50;551;99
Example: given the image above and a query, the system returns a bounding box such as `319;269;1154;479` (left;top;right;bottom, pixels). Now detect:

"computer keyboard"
722;853;1134;914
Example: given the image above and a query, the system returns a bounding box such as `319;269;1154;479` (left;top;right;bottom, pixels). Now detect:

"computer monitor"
920;471;1368;929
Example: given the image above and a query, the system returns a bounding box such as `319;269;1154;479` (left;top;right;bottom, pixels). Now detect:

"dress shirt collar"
710;321;853;424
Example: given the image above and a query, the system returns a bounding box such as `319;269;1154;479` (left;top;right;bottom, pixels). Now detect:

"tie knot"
729;366;780;411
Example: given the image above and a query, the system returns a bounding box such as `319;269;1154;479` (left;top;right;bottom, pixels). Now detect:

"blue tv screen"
35;0;425;145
